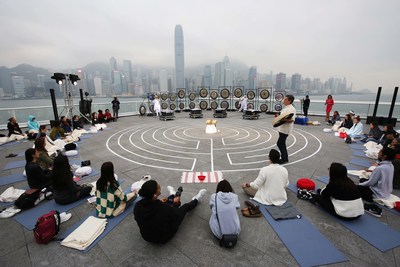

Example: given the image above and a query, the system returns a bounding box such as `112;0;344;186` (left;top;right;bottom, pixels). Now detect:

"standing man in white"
276;95;296;164
153;95;161;116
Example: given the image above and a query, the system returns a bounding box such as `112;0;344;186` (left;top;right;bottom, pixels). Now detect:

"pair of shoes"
167;186;176;195
297;189;314;200
192;189;207;202
140;175;151;182
364;203;382;217
0;206;21;218
59;212;72;223
241;207;262;217
244;200;259;210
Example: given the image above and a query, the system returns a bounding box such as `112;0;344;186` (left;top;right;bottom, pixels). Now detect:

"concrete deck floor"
0;111;399;267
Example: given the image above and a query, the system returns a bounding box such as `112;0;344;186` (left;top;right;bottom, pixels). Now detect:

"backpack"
64;143;77;151
33;210;61;244
14;189;41;210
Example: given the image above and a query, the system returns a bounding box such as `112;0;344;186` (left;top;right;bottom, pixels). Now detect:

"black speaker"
79;99;92;115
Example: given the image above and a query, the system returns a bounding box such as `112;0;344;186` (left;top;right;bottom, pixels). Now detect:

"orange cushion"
297;178;316;191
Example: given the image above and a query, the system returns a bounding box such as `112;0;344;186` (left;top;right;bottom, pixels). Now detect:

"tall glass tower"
174;25;185;89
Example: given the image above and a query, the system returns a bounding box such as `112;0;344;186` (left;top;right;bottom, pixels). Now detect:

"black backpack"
15;189;41;210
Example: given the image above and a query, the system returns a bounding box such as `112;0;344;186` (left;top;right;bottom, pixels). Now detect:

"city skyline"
1;0;399;93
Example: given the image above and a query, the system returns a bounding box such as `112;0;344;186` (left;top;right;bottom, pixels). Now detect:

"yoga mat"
317;175;329;184
258;201;347;267
264;202;301;220
348;143;365;150
79;134;93;139
352;150;366;158
3;160;26;171
59;196;141;253
350;157;372;168
13;196;90;230
287;183;400;252
0;173;26;186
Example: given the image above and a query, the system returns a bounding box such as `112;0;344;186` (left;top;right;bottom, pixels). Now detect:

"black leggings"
171;199;198;230
313;194;360;221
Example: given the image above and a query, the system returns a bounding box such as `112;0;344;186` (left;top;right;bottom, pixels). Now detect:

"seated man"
104;109;116;122
358;147;395;216
242;149;289;206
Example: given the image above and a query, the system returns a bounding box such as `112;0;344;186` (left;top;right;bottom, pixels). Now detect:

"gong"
210;91;218;99
170;103;176;110
161;93;168;101
170;94;176;101
260;104;268;112
247;90;255;100
199;88;208;98
161;102;168;110
188;92;196;101
189;102;196;109
275;103;282;111
220;88;230;99
234;87;242;98
220;100;229;110
200;101;208;110
260;89;270;99
179;103;185;110
275;92;284;102
210;101;218;109
178;90;185;99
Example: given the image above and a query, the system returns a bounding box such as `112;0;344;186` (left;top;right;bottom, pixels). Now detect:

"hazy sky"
1;0;399;92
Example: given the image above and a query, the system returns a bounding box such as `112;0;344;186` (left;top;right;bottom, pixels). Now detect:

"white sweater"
250;163;289;206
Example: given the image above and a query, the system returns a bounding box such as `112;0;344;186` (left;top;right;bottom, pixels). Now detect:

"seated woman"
25;148;52;189
52;154;92;205
328;111;341;126
27;115;40;135
362;121;382;143
49;120;66;141
312;163;364;220
72;115;83;130
91;112;99;125
378;124;399;147
60;116;72;134
209;180;240;241
7;117;25;138
345;116;363;139
134;180;206;244
34;137;55;170
96;162;137;218
97;110;106;123
104;109;115;122
339;114;353;129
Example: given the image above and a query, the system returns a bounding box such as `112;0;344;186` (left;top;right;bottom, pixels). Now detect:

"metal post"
388;87;398;119
372;86;381;118
49;89;58;120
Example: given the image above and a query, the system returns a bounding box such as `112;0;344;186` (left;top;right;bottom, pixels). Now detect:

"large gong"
220;88;230;99
149;104;155;113
139;105;146;115
260;104;268;112
170;93;176;101
170;103;176;110
210;91;218;100
275;92;284;102
161;93;168;101
274;103;282;111
220;100;229;110
247;90;255;100
189;102;196;109
247;103;254;110
199;100;208;110
199;88;208;98
161;102;168;110
235;101;240;109
210;101;218;109
179;103;185;110
234;87;242;98
178;90;185;99
260;89;270;99
188;92;196;101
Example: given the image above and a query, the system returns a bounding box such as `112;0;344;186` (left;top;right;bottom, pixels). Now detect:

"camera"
175;186;183;197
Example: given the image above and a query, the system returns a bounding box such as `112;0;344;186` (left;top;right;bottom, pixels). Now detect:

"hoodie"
209;192;240;239
27;115;40;131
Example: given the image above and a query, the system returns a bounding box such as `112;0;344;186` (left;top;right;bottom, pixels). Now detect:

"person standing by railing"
111;97;120;120
325;95;334;122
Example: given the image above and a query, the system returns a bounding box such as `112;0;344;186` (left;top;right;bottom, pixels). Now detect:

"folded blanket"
264;202;301;220
0;187;25;202
348;170;370;179
374;194;400;209
61;216;107;250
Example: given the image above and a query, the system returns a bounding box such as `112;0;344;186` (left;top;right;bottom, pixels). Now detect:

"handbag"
215;194;238;248
81;160;91;167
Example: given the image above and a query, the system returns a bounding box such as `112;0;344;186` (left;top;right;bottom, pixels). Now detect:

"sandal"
241;207;262;217
244;200;260;210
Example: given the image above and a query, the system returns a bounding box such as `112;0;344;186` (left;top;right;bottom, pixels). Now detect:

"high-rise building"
109;57;118;84
37;75;45;88
223;56;233;86
248;66;257;90
291;73;302;94
93;77;102;96
174;25;185;89
214;62;223;88
112;71;123;95
275;72;286;90
11;76;26;98
123;60;133;83
0;66;13;96
202;65;212;87
159;70;168;91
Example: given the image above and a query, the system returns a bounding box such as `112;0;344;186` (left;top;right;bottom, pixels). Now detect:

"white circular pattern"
106;125;322;172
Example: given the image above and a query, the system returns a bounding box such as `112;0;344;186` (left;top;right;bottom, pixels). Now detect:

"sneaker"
364;204;382;217
141;175;151;182
192;189;207;202
167;186;176;195
60;212;72;223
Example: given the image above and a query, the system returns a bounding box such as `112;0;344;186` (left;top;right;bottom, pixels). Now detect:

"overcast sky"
1;0;399;92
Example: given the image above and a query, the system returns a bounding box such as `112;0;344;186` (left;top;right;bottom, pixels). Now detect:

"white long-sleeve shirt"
250;163;289;206
278;104;296;135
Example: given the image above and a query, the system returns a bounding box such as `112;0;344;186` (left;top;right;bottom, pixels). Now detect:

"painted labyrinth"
106;125;322;172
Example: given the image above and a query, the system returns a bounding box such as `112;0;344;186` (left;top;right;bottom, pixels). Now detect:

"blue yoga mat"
352;150;366;158
13;196;90;230
3;160;26;171
317;175;329;184
258;201;347;266
288;183;400;252
348;143;365;150
350;157;372;168
79;134;93;139
58;196;141;253
0;173;26;186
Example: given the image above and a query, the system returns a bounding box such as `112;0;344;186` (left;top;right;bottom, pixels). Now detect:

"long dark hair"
96;162;118;192
216;180;234;193
329;163;354;187
52;154;73;190
34;137;47;153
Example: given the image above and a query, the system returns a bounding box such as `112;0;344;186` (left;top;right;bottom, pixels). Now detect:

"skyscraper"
248;66;257;90
275;73;286;91
109;57;117;84
223;56;233;86
214;62;223;88
202;65;212;87
291;73;302;94
174;25;185;89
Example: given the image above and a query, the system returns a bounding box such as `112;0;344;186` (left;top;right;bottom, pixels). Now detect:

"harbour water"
0;93;398;128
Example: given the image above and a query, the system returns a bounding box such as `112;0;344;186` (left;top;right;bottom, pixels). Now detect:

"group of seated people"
91;109;115;125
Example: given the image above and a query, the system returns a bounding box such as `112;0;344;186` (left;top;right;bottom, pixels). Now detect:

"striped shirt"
96;182;127;218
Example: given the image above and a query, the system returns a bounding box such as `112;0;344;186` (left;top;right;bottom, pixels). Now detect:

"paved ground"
0;111;399;267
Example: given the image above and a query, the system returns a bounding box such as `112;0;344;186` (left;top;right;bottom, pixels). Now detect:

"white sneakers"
192;189;207;202
167;186;176;195
59;212;72;223
0;206;21;218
